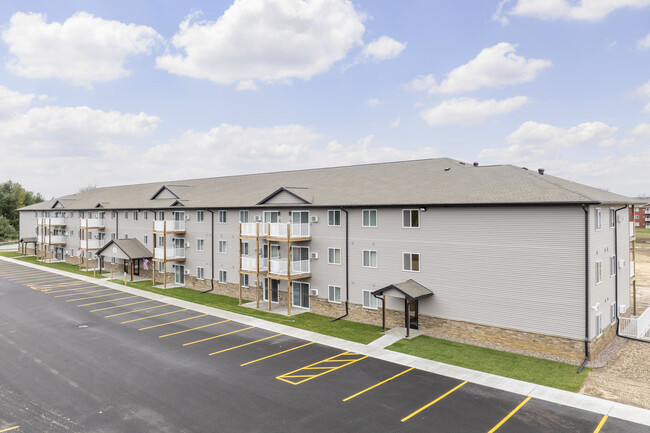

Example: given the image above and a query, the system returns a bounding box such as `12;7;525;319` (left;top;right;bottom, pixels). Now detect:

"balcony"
81;239;105;250
268;223;310;240
240;222;269;237
268;259;310;277
38;217;66;226
80;218;105;229
38;234;67;244
154;246;186;261
631;261;635;278
154;220;185;233
241;256;268;273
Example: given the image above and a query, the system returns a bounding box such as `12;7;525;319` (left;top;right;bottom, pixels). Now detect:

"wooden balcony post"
163;220;167;289
267;235;271;312
255;223;259;309
287;225;291;316
152;220;156;286
85;222;89;272
238;232;242;306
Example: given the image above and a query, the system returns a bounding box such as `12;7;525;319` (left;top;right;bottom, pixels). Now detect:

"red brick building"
630;200;650;229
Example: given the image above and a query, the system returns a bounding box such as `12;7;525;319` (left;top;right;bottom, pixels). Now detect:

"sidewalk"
2;255;649;427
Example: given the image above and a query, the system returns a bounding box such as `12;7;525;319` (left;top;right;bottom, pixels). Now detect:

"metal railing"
241;256;268;272
268;259;310;276
154;220;186;232
268;223;310;239
154;247;186;260
80;218;105;228
619;307;650;340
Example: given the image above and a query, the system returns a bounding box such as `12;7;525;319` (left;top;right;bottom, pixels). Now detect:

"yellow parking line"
209;333;282;356
343;367;414;402
139;314;208;331
77;295;138;307
276;351;368;385
593;415;608;433
9;275;63;282
105;304;170;318
0;426;20;432
157;319;228;336
401;381;468;422
65;291;122;302
38;281;88;289
182;326;254;346
241;341;314;366
90;299;155;312
486;396;531;432
120;308;188;324
55;288;112;297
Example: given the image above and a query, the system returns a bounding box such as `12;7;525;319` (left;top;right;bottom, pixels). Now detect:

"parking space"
1;260;649;432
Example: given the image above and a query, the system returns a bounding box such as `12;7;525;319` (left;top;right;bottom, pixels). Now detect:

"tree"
0;215;18;241
78;184;96;193
0;180;44;240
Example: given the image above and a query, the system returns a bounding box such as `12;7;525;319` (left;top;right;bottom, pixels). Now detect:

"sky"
0;0;649;199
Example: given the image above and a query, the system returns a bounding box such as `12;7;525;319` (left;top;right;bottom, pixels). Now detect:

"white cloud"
502;0;650;22
409;43;551;94
639;33;650;50
0;85;35;119
492;0;512;25
420;96;529;126
2;12;160;86
366;97;381;106
631;122;650;137
156;0;365;85
638;80;650;113
390;118;400;128
362;36;406;62
406;74;437;93
236;80;259;91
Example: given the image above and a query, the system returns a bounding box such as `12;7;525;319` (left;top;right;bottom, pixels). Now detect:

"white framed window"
197;267;205;280
218;240;227;253
362;250;378;268
197;238;205;251
240;274;249;287
363;290;378;309
328;210;341;226
133;211;138;221
403;252;420;272
328;285;341;303
635;215;639;219
157;262;164;272
362;209;377;227
241;242;249;256
111;232;116;241
596;261;602;284
610;302;617;324
609;255;616;277
196;210;204;223
402;209;420;228
595;208;602;231
124;211;128;220
263;211;279;223
218;210;227;223
80;211;85;218
239;210;249;223
143;235;148;244
69;231;74;238
111;257;116;264
157;235;164;246
157;211;165;221
595;313;603;336
218;270;227;283
110;211;115;220
143;211;148;220
292;281;310;309
328;248;341;265
609;208;615;228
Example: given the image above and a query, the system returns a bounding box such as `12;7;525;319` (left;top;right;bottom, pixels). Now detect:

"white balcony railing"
80;218;105;229
269;259;310;276
631;261;635;278
81;239;105;249
154;220;186;232
241;256;269;272
240;222;268;237
619;307;650;340
39;235;67;244
38;217;66;226
268;223;310;239
154;247;185;260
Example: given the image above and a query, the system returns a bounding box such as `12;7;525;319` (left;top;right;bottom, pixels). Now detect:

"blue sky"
0;0;648;198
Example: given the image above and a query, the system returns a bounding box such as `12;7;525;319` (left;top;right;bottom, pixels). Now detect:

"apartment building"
19;158;640;361
630;201;650;229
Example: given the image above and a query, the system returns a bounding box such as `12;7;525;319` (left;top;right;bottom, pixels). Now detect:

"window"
595;208;602;231
239;210;249;223
363;290;378;309
80;211;85;218
111;257;116;264
610;302;617;324
362;209;377;227
240;274;249;287
157;211;164;221
157;262;164;272
328;285;341;303
362;250;378;268
241;242;249;256
143;212;148;220
595;313;603;336
144;235;148;244
610;255;616;277
218;240;227;253
635;215;639;219
218;270;227;283
292;281;310;309
218;210;227;223
133;211;138;221
111;233;116;241
124;211;128;220
609;208;615;228
403;252;420;272
263;279;280;303
595;261;602;284
328;210;341;226
157;236;164;246
263;211;279;223
197;239;204;251
197;267;205;280
69;231;74;238
111;211;116;220
402;209;420;228
196;211;204;223
328;248;341;265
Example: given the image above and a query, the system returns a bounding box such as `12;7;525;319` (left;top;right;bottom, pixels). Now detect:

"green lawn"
387;335;590;392
0;252;23;258
11;255;107;279
110;279;383;344
636;227;650;242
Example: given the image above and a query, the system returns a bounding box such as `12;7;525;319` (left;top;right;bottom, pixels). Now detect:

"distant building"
630;200;650;229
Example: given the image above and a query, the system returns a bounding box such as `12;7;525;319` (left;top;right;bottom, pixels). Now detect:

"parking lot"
0;260;647;433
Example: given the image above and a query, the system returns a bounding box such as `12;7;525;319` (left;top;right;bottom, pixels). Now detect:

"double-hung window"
363;290;378;309
328;210;341;226
609;208;615;228
328;248;341;265
328;285;341;303
218;270;227;283
402;209;420;228
610;302;617;324
595;261;602;284
362;250;378;268
133;211;138;221
218;210;227;223
196;211;204;223
239;210;249;223
595;208;602;231
218;240;227;253
197;267;205;280
609;255;616;277
240;274;249;287
197;239;204;251
595;313;603;336
403;252;420;272
362;209;377;227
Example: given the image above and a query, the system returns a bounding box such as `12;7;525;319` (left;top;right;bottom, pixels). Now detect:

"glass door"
292;211;309;237
175;265;185;285
292;281;309;309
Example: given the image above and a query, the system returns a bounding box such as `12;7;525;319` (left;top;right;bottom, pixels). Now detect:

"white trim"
609;255;616;277
402;252;421;272
328;285;341;303
362;209;377;227
196;266;205;280
328;247;342;265
402;209;420;229
362;290;378;309
609;208;615;229
291;281;310;309
239;210;249;223
218;269;227;283
196;210;205;223
595;260;602;285
197;238;205;252
240;273;249;288
595;208;602;231
362;250;378;268
328;209;341;226
218;210;227;224
218;240;227;254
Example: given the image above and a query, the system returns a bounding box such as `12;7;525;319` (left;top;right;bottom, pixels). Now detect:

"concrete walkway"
2;255;649;427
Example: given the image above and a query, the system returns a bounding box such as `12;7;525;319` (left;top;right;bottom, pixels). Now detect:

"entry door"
175;265;185;285
292;211;309;237
133;259;140;276
263;279;280;302
405;300;419;330
292;281;309;309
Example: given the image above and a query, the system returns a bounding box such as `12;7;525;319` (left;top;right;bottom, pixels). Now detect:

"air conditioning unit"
185;242;190;248
254;215;261;222
620;305;627;314
619;259;626;268
185;215;190;220
618;214;624;222
184;269;190;275
310;216;319;223
309;289;318;296
94;235;98;239
310;252;318;260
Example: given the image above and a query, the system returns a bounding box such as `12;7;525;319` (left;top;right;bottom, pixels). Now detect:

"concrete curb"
2;256;649;427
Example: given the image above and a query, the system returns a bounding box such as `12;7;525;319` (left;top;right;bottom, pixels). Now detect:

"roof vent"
473;162;479;167
522;167;528;170
444;167;451;172
538;168;545;175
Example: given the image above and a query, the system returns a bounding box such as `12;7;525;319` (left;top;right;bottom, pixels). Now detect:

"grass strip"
387;335;590;392
9;255;107;279
0;252;23;258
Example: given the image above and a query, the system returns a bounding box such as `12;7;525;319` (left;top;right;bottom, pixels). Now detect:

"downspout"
578;204;590;374
332;208;349;321
115;211;119;238
202;210;215;293
613;205;627;337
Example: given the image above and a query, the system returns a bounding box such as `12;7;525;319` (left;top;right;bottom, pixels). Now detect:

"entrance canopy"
371;279;433;301
97;239;152;260
20;237;37;244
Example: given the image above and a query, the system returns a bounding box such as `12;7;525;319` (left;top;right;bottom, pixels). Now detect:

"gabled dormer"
257;187;312;205
150;185;179;200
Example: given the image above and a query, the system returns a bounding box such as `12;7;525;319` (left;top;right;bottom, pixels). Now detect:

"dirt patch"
634;248;650;312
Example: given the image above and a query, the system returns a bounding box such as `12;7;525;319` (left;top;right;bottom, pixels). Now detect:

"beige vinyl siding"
19;211;37;239
265;191;306;205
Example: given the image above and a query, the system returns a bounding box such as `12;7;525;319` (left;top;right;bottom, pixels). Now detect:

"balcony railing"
241;256;268;272
154;247;186;260
631;261;635;278
268;259;310;276
81;239;105;249
38;217;66;226
240;222;269;237
154;220;186;232
38;234;67;244
80;218;105;229
268;223;310;239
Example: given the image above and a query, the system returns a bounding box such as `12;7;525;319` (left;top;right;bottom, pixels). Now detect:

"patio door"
263;279;280;303
292;211;309;237
292;281;310;309
175;265;185;285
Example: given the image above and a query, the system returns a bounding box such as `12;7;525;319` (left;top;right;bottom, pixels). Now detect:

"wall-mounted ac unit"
309;289;318;296
310;252;318;260
185;215;190;220
185;242;190;248
310;216;319;223
254;215;261;222
184;269;190;275
619;259;626;268
618;214;624;222
620;305;627;314
94;235;98;239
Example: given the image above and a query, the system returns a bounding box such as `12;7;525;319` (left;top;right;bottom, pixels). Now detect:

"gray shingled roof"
97;239;152;259
19;158;639;211
372;279;434;300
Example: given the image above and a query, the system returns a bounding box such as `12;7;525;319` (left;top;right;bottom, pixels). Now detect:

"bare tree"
78;184;97;193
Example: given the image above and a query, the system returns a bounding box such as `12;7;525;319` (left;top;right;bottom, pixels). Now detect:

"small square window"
328;285;341;303
197;211;204;223
402;209;420;228
218;210;227;223
328;248;341;265
328;210;341;226
218;240;227;253
362;209;377;227
363;290;377;309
